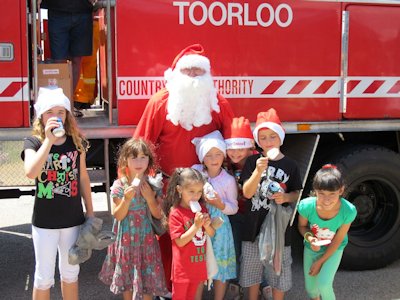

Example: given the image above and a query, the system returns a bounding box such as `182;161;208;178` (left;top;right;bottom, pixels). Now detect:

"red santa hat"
224;117;254;149
170;44;211;73
34;87;71;118
253;108;285;146
191;130;226;163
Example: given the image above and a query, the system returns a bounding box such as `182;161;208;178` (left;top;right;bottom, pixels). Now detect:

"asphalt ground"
1;193;400;300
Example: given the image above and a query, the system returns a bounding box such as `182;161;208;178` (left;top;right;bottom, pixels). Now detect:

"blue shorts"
48;10;93;59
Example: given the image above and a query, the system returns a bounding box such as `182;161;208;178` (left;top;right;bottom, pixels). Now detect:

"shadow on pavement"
1;217;120;300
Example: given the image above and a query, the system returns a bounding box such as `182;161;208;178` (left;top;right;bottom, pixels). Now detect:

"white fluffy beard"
165;70;220;131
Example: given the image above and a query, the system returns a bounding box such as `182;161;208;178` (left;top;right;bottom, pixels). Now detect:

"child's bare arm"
298;214;320;252
174;212;205;247
243;157;268;198
205;193;225;211
112;186;136;221
298;214;311;238
24;118;62;179
203;213;215;237
79;152;94;217
316;223;351;263
273;190;300;204
24;141;53;179
308;223;352;276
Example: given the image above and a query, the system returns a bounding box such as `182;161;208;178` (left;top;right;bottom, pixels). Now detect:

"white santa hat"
224;116;254;149
164;44;211;80
192;130;226;163
34;87;71;118
253;108;285;146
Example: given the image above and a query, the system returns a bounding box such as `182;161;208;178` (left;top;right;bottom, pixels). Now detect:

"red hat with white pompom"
165;44;211;77
224;117;254;149
253;108;285;146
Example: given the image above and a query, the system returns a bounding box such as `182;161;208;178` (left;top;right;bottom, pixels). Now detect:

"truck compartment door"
344;5;400;119
0;0;29;128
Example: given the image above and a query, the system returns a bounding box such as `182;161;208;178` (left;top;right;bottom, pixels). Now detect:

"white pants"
32;225;80;290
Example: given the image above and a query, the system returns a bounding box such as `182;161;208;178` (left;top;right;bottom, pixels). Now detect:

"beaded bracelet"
304;232;313;243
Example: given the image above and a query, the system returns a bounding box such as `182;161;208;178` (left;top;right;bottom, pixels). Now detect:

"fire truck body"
0;0;29;128
1;0;400;270
116;0;400;124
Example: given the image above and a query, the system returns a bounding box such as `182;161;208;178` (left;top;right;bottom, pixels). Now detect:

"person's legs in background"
47;10;93;117
71;56;82;93
69;12;93;115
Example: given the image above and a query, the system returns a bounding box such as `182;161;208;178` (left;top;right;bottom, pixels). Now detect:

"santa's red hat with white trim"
224;117;254;149
253;108;285;146
165;44;211;79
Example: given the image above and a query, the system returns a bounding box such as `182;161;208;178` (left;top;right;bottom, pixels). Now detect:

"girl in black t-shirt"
22;87;94;299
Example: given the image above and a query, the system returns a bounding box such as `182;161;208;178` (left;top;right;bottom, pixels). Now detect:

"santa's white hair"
164;67;220;131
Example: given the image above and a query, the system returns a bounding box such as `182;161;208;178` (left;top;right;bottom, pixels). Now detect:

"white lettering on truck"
173;1;293;27
119;78;166;97
214;78;254;95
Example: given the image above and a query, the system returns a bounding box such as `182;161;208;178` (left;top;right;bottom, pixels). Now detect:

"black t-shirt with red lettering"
22;136;85;229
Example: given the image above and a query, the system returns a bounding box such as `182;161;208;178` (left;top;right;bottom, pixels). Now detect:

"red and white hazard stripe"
0;77;29;102
117;76;400;99
345;77;400;98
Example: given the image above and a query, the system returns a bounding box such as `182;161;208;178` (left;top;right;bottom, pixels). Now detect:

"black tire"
329;145;400;270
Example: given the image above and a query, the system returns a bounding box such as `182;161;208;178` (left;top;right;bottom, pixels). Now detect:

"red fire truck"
1;0;400;271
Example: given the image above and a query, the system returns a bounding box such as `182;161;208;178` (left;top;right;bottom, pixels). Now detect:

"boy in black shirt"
239;108;302;300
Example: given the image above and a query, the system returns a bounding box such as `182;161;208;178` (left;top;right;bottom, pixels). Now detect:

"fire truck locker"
0;0;29;128
344;4;400;118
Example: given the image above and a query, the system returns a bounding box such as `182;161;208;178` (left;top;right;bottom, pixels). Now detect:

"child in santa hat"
223;117;254;294
239;108;302;300
191;130;238;300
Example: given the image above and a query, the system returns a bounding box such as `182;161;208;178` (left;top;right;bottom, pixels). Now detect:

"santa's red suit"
133;44;234;294
134;88;233;176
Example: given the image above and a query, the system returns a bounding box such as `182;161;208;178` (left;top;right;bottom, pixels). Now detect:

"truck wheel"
330;145;400;270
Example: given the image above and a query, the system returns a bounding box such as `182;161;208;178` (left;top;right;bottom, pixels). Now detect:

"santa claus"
133;44;234;297
133;44;234;176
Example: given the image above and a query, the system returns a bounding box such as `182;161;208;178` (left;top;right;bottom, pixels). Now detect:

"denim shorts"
48;10;93;59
